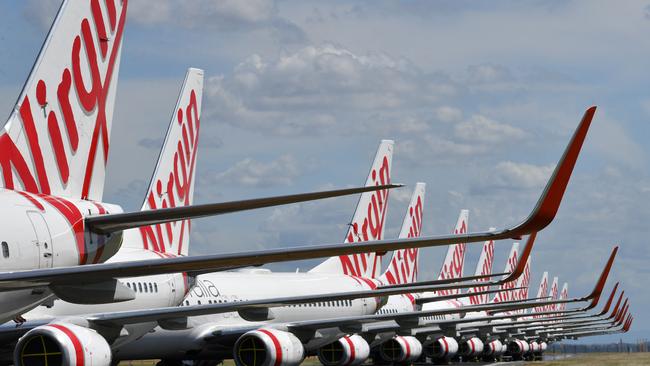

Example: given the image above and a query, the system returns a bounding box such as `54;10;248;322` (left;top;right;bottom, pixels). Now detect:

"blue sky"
0;0;649;343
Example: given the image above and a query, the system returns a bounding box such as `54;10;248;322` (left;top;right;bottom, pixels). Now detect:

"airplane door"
27;212;53;268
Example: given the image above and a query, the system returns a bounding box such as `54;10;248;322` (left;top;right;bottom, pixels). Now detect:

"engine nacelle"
458;337;484;357
539;341;548;352
529;341;541;353
508;339;531;355
424;336;458;359
234;328;304;366
483;339;504;356
317;335;369;366
14;322;111;366
378;336;422;363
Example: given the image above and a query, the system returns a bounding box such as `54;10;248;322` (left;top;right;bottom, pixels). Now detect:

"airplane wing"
0;107;596;290
85;184;400;234
0;240;613;349
77;242;615;328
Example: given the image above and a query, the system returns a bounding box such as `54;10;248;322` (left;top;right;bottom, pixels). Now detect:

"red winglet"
584;245;618;308
502;232;536;282
624;316;633;331
609;289;624;319
616;301;628;323
511;107;596;236
597;282;618;316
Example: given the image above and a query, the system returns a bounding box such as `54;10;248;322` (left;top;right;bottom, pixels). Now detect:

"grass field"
119;353;650;366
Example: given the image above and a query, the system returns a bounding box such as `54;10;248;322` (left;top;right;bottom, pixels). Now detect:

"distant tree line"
548;339;649;353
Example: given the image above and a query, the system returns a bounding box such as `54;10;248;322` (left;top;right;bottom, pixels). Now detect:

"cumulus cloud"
455;115;527;143
466;64;514;84
204;44;461;137
208;154;301;188
128;0;305;42
130;0;272;27
492;161;554;189
435;106;463;123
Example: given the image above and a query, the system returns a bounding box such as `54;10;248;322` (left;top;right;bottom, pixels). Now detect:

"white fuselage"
115;269;380;361
0;188;123;323
4;248;189;350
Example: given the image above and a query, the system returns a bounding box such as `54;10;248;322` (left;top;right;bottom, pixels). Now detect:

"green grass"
119;353;650;366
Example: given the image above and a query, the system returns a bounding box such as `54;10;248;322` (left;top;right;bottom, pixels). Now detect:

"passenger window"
149;283;153;292
185;300;190;306
138;283;143;292
154;283;158;292
1;242;8;258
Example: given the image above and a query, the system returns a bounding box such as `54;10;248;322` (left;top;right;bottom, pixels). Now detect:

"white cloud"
455;115;527;143
466;64;514;84
492;161;554;189
435;106;463;123
204;44;463;137
130;0;273;28
209;154;301;187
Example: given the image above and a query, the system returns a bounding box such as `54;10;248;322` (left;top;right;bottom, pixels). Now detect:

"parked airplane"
0;0;395;324
0;140;398;365
0;103;598;300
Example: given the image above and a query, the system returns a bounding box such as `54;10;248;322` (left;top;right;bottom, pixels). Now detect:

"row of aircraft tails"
0;1;631;366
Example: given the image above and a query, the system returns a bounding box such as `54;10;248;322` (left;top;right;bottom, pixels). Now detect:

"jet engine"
14;322;111;366
378;336;422;363
540;341;548;352
458;337;484;357
529;341;541;353
233;328;304;366
317;334;369;366
424;336;459;359
508;339;531;358
483;339;504;356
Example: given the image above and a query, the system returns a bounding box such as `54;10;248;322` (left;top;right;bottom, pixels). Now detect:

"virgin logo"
534;278;549;316
468;240;495;305
139;90;200;255
516;261;531;302
339;156;390;277
384;195;423;285
493;248;519;304
0;0;127;199
436;220;467;296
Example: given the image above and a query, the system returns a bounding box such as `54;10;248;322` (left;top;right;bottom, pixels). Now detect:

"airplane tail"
120;68;204;256
532;271;549;317
378;183;426;285
434;209;469;295
490;242;520;304
0;0;128;201
559;282;569;311
548;276;560;311
512;255;532;314
310;140;394;278
466;232;496;305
